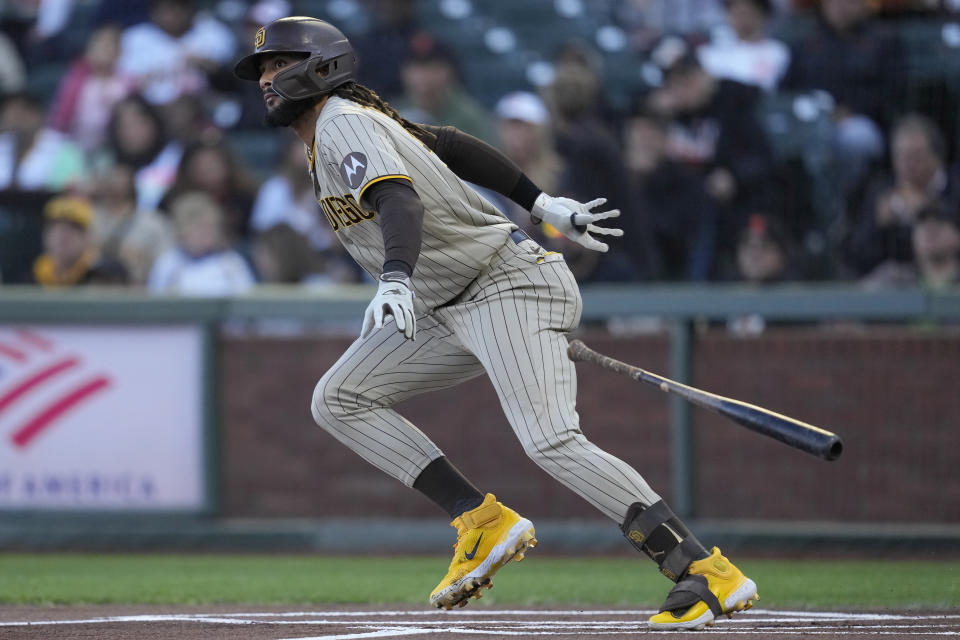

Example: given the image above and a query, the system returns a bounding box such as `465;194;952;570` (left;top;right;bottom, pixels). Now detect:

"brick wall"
219;328;960;524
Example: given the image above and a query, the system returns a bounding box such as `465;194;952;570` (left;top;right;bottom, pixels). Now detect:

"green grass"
1;554;958;609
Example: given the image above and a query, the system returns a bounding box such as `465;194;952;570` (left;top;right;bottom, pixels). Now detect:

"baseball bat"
567;339;843;461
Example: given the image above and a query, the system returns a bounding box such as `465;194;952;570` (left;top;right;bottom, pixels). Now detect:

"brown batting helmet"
233;16;357;101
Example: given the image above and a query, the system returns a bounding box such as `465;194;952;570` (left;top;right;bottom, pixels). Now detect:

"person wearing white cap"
494;91;560;192
495;91;550;126
493;91;566;246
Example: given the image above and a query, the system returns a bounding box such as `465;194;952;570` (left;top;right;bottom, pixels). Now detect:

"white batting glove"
361;272;416;340
531;193;623;253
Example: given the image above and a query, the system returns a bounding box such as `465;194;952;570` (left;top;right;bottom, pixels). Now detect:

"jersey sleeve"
317;112;413;204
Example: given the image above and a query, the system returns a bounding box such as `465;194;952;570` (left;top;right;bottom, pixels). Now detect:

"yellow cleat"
429;493;536;610
648;547;758;631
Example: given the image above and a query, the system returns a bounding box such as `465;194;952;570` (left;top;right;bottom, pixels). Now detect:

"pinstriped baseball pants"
311;237;661;522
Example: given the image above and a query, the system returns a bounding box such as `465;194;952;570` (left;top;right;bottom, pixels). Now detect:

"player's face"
258;53;316;128
258;54;298;102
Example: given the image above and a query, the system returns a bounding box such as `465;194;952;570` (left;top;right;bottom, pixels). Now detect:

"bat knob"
567;339;585;361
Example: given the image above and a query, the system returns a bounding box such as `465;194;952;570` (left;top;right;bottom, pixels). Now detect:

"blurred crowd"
1;0;959;295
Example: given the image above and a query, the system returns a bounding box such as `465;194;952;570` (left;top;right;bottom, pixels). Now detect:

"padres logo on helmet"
254;27;265;48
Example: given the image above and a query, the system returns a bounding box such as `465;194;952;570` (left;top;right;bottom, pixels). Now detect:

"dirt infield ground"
1;605;958;639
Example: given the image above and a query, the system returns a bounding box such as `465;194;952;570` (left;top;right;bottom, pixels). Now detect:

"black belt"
510;228;531;244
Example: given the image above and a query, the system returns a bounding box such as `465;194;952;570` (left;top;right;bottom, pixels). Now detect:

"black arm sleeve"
364;178;424;277
416;124;542;211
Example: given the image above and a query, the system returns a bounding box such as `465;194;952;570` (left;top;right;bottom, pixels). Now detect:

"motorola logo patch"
339;152;368;190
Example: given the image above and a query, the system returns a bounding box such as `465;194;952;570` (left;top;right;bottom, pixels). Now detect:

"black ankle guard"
620;500;709;582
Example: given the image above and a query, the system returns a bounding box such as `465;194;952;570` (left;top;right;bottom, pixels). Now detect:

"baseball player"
234;17;757;630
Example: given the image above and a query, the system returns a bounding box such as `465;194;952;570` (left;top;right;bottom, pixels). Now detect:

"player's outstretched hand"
361;272;416;340
531;193;623;253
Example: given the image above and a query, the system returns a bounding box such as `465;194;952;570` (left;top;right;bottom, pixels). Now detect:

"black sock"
413;456;485;519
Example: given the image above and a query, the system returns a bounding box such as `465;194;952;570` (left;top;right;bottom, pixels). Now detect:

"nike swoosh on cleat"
464;533;483;560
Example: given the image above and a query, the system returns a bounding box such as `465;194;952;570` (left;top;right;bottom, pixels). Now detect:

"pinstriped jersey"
309;96;515;311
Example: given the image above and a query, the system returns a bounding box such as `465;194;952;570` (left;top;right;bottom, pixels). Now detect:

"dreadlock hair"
332;82;430;141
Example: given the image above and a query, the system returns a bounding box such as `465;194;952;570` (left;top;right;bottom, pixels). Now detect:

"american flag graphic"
0;328;112;450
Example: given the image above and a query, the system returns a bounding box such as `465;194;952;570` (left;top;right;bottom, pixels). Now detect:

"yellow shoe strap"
458;501;501;529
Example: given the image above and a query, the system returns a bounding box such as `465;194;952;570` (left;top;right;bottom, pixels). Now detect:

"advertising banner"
0;325;206;511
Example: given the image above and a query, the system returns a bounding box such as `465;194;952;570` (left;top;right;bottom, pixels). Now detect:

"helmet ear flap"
271;52;357;101
271;57;325;101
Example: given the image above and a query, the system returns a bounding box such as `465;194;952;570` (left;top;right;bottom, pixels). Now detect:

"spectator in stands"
779;0;906;197
696;0;790;91
251;134;335;251
734;212;791;320
490;90;626;281
248;133;364;284
0;31;26;93
90;163;174;285
540;41;634;282
48;25;133;155
643;48;775;262
846;114;960;278
118;0;235;105
147;191;255;295
912;204;960;289
159;137;259;240
0;0;76;63
0;92;85;191
100;93;181;210
621;110;716;280
251;223;331;285
0;1;35;59
491;92;563;229
352;0;419;100
726;213;797;334
32;195;129;287
539;44;623;213
734;213;796;283
28;0;76;59
161;93;220;151
395;32;495;143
